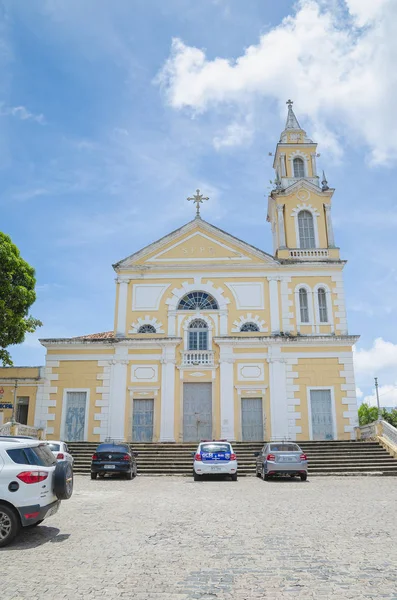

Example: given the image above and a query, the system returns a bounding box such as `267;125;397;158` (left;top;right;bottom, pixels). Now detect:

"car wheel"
54;461;74;500
126;469;133;480
98;473;105;478
91;472;97;480
193;472;201;481
0;503;20;548
300;473;308;482
231;473;238;481
262;468;269;481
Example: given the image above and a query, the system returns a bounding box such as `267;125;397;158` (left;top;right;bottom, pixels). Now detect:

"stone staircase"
67;440;397;476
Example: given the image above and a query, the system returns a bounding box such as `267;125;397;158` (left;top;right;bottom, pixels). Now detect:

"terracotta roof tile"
73;331;115;340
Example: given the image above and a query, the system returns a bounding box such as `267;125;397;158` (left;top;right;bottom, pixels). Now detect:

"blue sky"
2;0;397;406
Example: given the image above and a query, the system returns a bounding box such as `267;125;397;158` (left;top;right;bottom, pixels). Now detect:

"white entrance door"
310;389;334;440
132;399;154;442
64;391;87;441
183;383;212;442
241;398;264;441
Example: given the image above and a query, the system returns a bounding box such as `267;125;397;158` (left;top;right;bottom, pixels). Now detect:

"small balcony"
289;249;329;260
182;351;215;367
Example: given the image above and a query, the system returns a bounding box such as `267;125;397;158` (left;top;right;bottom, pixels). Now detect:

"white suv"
192;441;238;481
0;439;73;547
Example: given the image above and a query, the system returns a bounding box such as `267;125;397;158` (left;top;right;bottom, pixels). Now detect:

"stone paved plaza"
1;475;397;599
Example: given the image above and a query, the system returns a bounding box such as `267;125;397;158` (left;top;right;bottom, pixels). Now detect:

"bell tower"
267;101;339;261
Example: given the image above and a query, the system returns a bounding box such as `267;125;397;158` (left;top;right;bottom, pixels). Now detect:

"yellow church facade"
2;103;359;443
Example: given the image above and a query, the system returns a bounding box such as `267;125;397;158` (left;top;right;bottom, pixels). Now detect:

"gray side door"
132;399;154;442
64;391;87;441
183;383;212;442
310;389;334;440
241;398;264;441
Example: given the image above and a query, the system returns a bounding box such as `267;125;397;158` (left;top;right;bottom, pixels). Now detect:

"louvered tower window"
299;288;309;323
318;288;328;323
298;210;315;248
293;157;305;178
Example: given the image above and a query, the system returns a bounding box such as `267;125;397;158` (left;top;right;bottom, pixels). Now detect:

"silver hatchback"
255;442;308;481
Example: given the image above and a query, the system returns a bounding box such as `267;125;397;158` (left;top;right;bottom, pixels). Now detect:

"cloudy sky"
2;0;397;407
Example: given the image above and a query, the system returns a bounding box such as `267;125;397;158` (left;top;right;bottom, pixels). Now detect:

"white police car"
192;440;238;481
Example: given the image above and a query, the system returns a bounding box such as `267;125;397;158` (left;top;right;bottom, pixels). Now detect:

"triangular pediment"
114;219;278;270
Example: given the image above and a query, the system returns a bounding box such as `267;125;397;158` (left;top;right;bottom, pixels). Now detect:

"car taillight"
57;453;65;460
92;454;98;460
121;454;130;461
195;453;202;461
230;453;236;460
17;471;48;484
266;454;276;461
300;454;307;461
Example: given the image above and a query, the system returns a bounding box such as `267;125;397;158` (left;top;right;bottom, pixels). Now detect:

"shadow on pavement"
0;526;70;551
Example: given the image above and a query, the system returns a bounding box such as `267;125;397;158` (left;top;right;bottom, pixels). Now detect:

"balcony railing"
182;351;215;367
289;249;329;260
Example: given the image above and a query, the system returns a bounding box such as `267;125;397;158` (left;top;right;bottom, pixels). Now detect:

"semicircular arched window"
188;319;208;350
178;291;219;311
137;324;156;334
293;157;305;178
240;322;260;332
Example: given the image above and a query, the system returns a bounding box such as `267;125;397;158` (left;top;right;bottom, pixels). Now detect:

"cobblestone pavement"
1;475;397;599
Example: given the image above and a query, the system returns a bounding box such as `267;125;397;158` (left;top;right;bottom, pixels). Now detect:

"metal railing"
182;351;215;366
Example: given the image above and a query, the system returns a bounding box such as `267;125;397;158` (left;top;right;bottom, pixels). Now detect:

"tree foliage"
0;232;42;366
358;402;397;428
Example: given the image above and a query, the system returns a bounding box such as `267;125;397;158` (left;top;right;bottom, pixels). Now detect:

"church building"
7;102;359;443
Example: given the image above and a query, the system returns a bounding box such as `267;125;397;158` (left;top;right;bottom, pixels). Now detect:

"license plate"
211;466;222;472
104;465;116;469
281;456;295;462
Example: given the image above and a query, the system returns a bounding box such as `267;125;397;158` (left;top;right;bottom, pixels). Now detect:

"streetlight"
374;377;381;420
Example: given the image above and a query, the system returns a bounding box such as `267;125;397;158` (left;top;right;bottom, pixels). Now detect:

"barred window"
299;288;309;323
293;157;305;178
178;292;219;310
318;288;328;323
298;210;315;249
188;319;208;350
138;324;156;333
240;322;260;332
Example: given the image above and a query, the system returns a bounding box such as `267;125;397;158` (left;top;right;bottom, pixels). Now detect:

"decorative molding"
232;314;268;333
131;365;159;383
132;284;170;311
225;282;264;310
129;315;164;334
291;203;320;249
166;280;230;311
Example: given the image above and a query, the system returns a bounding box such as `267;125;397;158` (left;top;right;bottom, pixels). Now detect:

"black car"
91;443;138;480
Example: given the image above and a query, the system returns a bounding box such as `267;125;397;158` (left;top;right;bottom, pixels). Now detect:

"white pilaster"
219;310;228;335
276;204;286;248
159;344;177;442
267;277;280;334
219;345;235;440
108;346;129;441
311;153;317;177
280;276;293;333
167;310;176;336
268;346;289;440
116;279;129;337
324;204;335;248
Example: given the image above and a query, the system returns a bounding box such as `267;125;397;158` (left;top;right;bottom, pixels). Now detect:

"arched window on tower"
299;288;309;323
293;157;305;178
317;288;328;323
188;319;208;351
178;292;219;311
298;210;315;249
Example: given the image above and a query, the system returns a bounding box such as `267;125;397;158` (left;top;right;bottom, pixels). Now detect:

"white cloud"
356;387;363;399
364;384;397;408
0;103;45;124
354;338;397;374
213;119;253;150
157;0;397;163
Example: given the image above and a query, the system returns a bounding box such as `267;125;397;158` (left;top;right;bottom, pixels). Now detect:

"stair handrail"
381;420;397;447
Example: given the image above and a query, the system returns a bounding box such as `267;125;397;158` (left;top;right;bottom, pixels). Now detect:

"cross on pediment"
187;189;209;218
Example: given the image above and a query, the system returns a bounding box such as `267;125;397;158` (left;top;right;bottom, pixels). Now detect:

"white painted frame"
225;282;265;310
132;284;170;311
291;204;320;249
182;313;214;350
313;283;334;332
307;386;337;441
61;388;90;442
294;284;314;329
288;150;310;178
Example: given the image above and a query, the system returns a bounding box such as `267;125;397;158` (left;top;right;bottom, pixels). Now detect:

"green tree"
358;403;379;426
381;408;397;428
0;232;42;366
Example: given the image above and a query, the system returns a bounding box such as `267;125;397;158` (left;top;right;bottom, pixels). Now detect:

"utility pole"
374;377;381;420
11;379;18;423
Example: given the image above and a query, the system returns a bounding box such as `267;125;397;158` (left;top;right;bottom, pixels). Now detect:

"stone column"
219;345;235;440
116;279;129;336
268;346;289;440
159;345;177;442
324;204;335;248
311;153;317;177
108;349;129;441
276;204;286;249
280;153;286;177
267;276;280;334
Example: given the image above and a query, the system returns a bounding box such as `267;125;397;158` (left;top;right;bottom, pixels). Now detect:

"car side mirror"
253;452;260;457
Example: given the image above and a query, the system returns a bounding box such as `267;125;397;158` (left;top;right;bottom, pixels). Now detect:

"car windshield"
7;444;57;466
48;443;60;452
96;444;129;453
200;443;231;453
270;444;300;452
